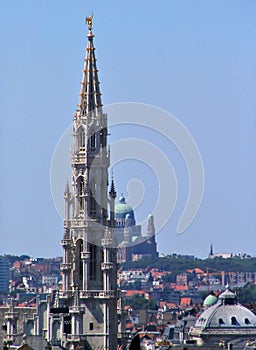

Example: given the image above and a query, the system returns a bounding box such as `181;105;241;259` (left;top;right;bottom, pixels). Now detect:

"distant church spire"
109;171;117;199
77;15;102;116
209;243;213;257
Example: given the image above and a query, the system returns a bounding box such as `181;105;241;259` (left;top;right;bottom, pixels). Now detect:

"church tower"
60;16;118;350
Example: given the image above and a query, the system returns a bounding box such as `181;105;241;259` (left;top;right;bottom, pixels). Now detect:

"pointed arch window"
81;130;85;149
245;318;250;325
79;178;85;211
219;318;224;325
89;180;97;218
78;128;85;151
90;131;97;151
77;239;83;282
89;244;97;280
100;127;107;148
101;247;104;283
231;317;238;325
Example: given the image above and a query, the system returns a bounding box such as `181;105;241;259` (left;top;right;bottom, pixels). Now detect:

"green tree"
124;294;158;310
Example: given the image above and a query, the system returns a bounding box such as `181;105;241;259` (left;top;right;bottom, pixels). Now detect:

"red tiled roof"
17;303;27;307
166;302;176;309
174;285;188;291
159;301;177;309
187;268;204;275
125;290;145;297
180;297;191;307
13;261;21;268
126;322;134;329
159;301;166;308
124;305;132;310
150;268;169;280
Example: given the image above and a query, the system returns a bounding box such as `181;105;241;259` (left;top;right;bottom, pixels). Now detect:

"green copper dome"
203;294;218;307
115;195;135;225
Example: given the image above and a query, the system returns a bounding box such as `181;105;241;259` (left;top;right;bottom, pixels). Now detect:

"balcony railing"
69;306;85;314
59;290;73;298
81;252;90;260
101;238;113;247
101;262;113;270
60;290;116;299
60;263;72;271
4;312;18;320
61;239;71;247
66;334;81;342
79;290;116;299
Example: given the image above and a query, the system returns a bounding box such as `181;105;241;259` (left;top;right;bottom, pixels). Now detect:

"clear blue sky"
0;0;256;258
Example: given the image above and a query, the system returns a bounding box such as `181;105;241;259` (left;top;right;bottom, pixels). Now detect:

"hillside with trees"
121;254;256;276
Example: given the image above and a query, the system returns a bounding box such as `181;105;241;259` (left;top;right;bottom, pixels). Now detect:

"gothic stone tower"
60;16;118;350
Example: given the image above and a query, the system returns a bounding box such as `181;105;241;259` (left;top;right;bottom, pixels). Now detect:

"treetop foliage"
121;255;256;275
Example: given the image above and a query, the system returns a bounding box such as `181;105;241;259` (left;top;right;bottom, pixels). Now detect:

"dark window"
89;323;94;331
245;318;250;325
231;317;238;325
100;127;107;147
89;193;96;217
90;133;96;150
89;180;97;218
219;318;224;325
225;297;235;305
64;314;71;334
79;130;85;149
79;179;84;211
89;244;97;280
78;240;83;281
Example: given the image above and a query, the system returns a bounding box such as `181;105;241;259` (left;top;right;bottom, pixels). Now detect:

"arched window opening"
90;132;97;151
89;194;96;218
245;318;250;325
89;244;97;280
100;127;107;148
79;129;85;151
77;239;83;282
79;178;84;211
90;180;96;195
89;180;97;218
101;248;104;282
219;318;224;325
231;317;238;325
224;297;235;305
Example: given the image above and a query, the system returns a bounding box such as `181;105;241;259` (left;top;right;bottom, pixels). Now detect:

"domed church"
115;195;158;263
189;288;256;347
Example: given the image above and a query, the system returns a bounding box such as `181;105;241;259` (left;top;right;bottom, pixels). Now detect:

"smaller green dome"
119;195;126;203
203;294;218;307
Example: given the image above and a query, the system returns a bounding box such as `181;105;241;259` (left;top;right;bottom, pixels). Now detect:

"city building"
208;244;232;259
0;256;9;295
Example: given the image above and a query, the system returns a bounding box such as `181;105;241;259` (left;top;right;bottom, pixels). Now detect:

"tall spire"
78;15;102;116
60;17;118;350
109;171;117;199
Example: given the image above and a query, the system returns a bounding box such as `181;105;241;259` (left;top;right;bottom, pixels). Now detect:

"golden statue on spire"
86;15;93;31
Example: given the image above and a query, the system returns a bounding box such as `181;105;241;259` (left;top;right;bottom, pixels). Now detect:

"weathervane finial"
86;15;93;31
